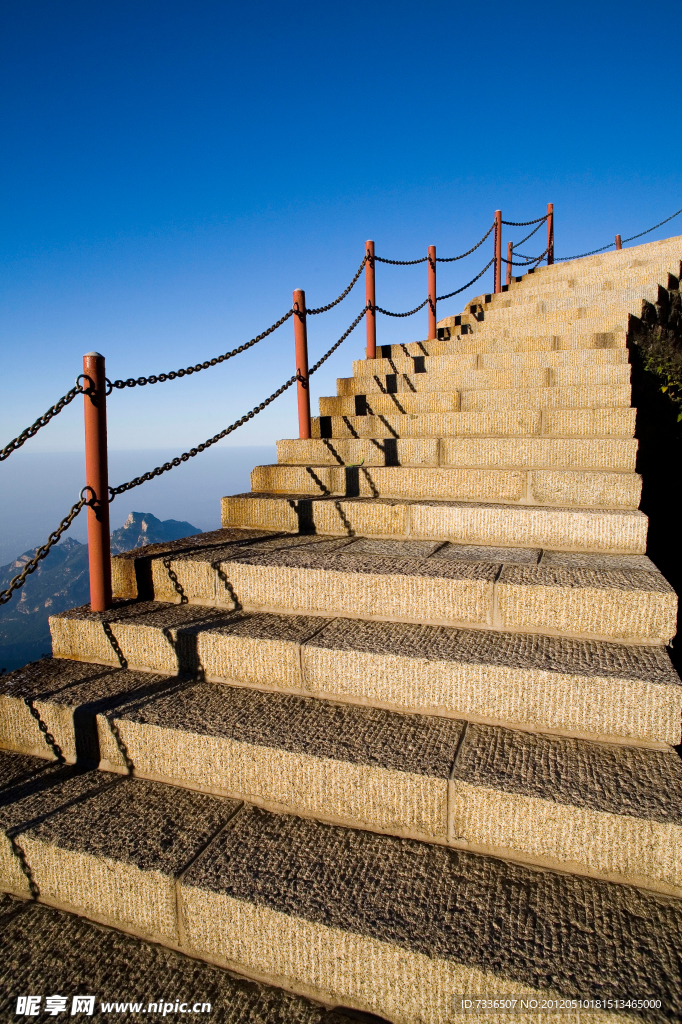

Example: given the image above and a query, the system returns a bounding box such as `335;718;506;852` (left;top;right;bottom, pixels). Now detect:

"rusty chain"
307;257;368;314
437;256;496;300
622;205;682;243
107;308;294;390
1;383;87;462
0;489;94;606
436;223;495;261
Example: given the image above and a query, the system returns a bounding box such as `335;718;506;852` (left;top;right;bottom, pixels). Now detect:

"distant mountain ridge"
0;512;201;673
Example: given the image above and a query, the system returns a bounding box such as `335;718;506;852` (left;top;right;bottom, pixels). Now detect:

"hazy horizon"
0;444;275;566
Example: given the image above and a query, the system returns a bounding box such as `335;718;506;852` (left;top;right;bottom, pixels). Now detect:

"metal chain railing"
307;257;368;315
502;214;548;226
107;308;295;390
375;255;428;265
375;298;429;317
512;218;546;250
108;308;367;501
436;223;495;261
1;383;86;462
556;204;682;261
437;256;496;300
308;307;367;374
501;247;550;268
0;488;94;605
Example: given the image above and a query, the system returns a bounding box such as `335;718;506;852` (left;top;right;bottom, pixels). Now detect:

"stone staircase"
2;234;682;1023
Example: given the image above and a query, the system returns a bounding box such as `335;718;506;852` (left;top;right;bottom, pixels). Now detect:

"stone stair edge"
2;657;682;898
1;747;680;1024
42;587;682;744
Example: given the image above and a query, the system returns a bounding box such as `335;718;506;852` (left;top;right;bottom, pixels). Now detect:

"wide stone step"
0;889;337;1024
276;437;638;472
221;493;648;554
44;601;682;745
438;304;635;333
351;348;628;378
1;750;680;1023
319;384;632;417
251;463;642;509
100;531;676;644
311;407;636;440
336;364;630;396
489;267;678;305
3;658;682;895
391;331;627;357
480;284;661;315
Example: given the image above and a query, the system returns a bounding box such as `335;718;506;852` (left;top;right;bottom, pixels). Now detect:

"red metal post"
293;289;311;439
615;234;622;250
428;245;437;339
547;203;554;265
494;210;502;293
365;240;376;359
82;352;112;612
506;241;513;287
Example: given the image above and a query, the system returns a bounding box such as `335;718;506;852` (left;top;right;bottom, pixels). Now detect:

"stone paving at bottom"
0;892;372;1023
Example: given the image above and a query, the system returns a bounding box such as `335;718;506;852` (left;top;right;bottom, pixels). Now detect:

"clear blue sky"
2;0;681;467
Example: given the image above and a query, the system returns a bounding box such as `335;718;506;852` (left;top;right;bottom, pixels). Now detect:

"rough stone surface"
183;804;682;1019
454;723;682;823
0;892;329;1024
111;682;461;779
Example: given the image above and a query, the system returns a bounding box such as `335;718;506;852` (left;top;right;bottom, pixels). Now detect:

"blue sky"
2;0;681;472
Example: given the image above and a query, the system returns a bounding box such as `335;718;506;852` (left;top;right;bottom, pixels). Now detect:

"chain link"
108;308;369;499
1;384;86;462
437;256;496;301
307;257;368;314
308;307;368;374
0;490;93;605
512;218;546;250
555;242;615;261
436;223;495;262
622;205;682;243
501;214;548;226
108;308;294;390
375;255;428;265
375;298;429;317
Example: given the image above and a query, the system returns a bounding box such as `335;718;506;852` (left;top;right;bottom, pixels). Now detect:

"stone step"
1;749;680;1023
351;348;628;378
101;532;675;644
480;283;661;313
251;463;642;510
0;889;338;1024
275;437;639;472
335;364;630;396
311;407;636;440
44;599;682;745
390;331;627;357
502;257;679;286
3;659;682;895
221;493;648;554
319;384;632;417
438;304;636;332
488;266;679;304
